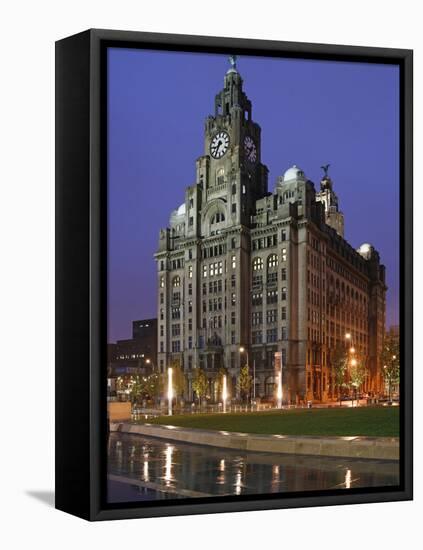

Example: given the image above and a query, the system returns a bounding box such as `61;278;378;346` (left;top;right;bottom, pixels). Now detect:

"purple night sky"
107;47;399;343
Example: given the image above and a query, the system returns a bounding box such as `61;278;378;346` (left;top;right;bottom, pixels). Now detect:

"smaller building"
107;319;158;397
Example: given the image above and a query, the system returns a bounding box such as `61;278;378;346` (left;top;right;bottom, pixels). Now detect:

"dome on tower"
357;243;373;259
283;165;306;181
176;203;186;216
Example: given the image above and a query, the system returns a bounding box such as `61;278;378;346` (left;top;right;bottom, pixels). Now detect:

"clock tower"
196;56;269;230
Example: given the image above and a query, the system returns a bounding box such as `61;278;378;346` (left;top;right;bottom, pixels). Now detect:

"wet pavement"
107;432;400;503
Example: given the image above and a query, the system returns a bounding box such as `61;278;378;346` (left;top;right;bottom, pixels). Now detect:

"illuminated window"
188;265;193;279
232;255;236;269
159;276;165;288
253;257;263;271
172;276;181;287
267;254;278;268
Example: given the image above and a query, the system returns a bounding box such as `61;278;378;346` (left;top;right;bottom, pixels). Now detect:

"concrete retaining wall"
110;422;399;460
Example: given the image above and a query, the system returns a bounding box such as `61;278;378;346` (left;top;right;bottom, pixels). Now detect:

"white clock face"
244;136;257;163
210;131;230;159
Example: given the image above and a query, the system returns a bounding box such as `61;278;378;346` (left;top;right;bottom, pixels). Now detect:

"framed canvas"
55;29;413;521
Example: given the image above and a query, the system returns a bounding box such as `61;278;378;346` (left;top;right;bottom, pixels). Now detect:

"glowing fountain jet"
168;367;173;416
222;374;227;413
277;373;283;409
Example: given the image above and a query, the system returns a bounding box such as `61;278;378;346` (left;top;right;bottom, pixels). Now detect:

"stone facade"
155;61;386;403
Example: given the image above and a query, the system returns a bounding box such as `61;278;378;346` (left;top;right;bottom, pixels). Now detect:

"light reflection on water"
107;432;399;503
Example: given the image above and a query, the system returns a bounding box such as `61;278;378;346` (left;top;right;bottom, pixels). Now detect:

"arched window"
216;167;225;186
172;276;181;287
211;211;225;224
252;257;264;271
267;254;278;269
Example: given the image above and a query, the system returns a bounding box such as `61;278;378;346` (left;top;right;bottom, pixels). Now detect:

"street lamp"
145;358;155;373
239;346;249;366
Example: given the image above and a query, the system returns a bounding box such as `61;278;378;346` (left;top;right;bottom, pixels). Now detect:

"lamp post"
167;367;173;416
145;358;156;374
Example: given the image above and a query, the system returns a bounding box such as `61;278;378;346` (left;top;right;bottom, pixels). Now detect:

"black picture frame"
55;28;413;521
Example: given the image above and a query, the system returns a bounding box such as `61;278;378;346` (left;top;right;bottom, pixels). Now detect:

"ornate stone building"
155;58;386;403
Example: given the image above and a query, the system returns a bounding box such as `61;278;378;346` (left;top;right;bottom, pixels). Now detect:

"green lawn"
138;406;399;437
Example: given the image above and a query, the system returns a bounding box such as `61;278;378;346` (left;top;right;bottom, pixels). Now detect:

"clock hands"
210;132;229;158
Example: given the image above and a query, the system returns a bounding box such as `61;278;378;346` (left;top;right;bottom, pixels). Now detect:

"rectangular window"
281;268;287;281
252;311;263;326
203;265;207;278
171;341;181;353
231;274;236;288
189;216;193;226
160;342;164;353
231;311;236;325
188;318;192;331
266;309;277;324
171;324;180;337
266;328;277;343
231;255;236;269
171;307;180;319
252;274;263;287
252;331;262;344
160;325;164;337
267;271;278;284
281;326;287;340
188;265;193;278
282;248;287;262
188;336;193;349
281;287;287;301
281;229;286;241
252;292;263;306
231;331;236;344
267;290;278;304
231;203;237;214
281;306;287;320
